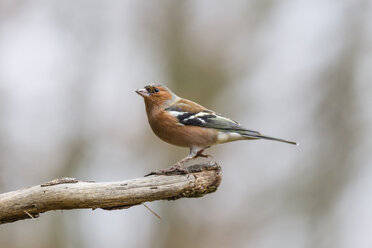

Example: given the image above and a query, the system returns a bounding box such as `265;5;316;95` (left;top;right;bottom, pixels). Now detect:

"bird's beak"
135;88;150;97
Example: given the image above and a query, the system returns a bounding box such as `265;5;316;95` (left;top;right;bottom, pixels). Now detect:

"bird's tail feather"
241;132;298;145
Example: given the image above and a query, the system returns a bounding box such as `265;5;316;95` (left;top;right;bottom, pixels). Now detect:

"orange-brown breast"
147;109;218;148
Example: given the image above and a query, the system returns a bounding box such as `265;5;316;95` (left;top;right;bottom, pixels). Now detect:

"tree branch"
0;162;221;224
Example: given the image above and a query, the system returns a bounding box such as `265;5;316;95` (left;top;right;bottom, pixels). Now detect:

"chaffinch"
136;84;298;172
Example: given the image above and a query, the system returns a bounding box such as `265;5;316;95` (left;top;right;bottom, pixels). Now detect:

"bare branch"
0;162;221;224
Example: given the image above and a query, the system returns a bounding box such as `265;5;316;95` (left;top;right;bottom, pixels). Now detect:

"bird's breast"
147;111;217;148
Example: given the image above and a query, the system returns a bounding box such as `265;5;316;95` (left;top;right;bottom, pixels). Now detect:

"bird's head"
136;84;178;107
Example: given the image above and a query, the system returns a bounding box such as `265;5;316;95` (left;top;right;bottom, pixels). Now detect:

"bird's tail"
241;131;298;145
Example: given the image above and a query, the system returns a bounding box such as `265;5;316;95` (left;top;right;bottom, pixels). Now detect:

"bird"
136;84;298;173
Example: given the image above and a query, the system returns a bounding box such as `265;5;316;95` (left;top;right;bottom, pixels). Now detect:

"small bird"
136;84;298;173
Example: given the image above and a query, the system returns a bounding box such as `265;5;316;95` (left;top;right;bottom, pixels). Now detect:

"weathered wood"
0;162;221;224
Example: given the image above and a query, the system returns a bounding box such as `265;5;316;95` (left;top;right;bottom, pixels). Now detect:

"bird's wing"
165;101;260;134
165;98;208;113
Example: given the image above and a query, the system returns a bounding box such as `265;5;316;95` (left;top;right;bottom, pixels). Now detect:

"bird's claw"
145;164;190;177
195;150;213;159
196;153;212;158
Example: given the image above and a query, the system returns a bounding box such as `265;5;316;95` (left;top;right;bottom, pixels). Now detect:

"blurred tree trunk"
47;2;106;247
276;4;367;247
145;3;228;248
142;1;275;247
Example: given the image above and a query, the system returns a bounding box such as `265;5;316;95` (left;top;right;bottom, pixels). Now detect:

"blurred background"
0;0;371;247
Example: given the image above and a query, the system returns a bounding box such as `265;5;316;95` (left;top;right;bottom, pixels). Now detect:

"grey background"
0;1;371;248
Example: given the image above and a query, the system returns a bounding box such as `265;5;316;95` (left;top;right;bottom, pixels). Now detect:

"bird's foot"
195;150;213;159
145;163;190;176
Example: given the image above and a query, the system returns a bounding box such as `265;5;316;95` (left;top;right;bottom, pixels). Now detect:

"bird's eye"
153;88;159;93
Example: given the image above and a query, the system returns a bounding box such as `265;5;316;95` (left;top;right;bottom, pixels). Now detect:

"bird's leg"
194;147;213;158
174;148;198;167
145;148;197;176
169;147;198;174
